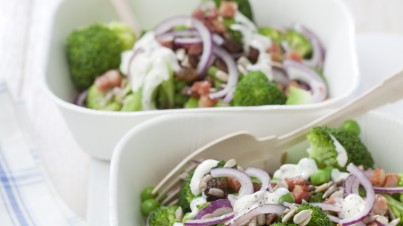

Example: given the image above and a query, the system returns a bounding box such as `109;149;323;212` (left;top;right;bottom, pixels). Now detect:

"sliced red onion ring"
227;204;286;226
209;47;239;101
272;67;290;86
245;167;272;191
344;175;355;195
212;34;224;46
352;177;360;195
373;186;403;194
292;23;325;69
210;168;253;198
222;90;234;104
154;16;213;77
311;203;341;212
283;59;327;102
74;90;88;107
194;199;232;220
185;212;235;226
328;215;341;223
339;163;375;226
281;201;297;208
174;37;202;46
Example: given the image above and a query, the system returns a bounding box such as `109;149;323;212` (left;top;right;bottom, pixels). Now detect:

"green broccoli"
156;72;175;109
271;223;297;226
284;30;312;58
286;86;312;105
66;22;135;90
294;203;331;226
86;85;122;111
147;206;179;226
214;0;254;21
184;97;199;108
232;71;286;106
308;192;325;203
307;124;374;170
383;194;403;226
121;91;142;111
178;171;196;212
258;27;283;44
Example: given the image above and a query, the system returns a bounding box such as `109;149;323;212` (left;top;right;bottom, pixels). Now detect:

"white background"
1;0;403;220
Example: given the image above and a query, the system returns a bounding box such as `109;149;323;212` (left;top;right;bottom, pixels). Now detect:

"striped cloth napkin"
0;83;86;226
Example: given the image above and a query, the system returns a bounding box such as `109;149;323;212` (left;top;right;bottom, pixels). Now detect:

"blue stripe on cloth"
0;180;17;226
0;145;36;226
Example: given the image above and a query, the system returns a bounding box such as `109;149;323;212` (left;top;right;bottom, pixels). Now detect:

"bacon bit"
325;196;337;205
370;168;386;187
95;70;122;91
188;44;203;56
285;177;309;191
206;8;219;19
383;173;399;187
175;68;198;82
191;81;212;96
371;195;389;216
219;1;238;18
192;8;204;20
291;185;310;204
227;177;241;192
268;43;283;62
286;50;303;62
252;182;262;192
203;19;227;34
199;95;217;107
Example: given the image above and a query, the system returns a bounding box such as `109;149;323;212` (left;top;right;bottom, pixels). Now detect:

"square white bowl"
43;0;358;160
110;111;403;226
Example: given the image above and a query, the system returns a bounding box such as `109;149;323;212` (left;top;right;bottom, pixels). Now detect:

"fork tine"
161;186;180;206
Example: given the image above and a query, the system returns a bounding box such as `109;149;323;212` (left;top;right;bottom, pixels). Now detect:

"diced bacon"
268;43;283;62
285;177;309;191
95;70;122;91
286;50;303;62
203;19;227;34
291;185;310;204
383;173;399;187
226;177;241;192
192;8;205;20
371;194;389;216
191;81;212;96
369;168;386;187
188;44;203;56
198;95;217;108
218;1;238;18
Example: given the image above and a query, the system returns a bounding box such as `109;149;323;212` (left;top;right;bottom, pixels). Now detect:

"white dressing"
231;12;273;80
273;158;318;180
190;159;219;195
119;32;180;110
186;197;207;220
329;134;348;167
331;168;350;184
338;194;365;219
173;223;184;226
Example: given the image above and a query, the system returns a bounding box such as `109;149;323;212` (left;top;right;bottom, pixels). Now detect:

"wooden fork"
153;68;403;204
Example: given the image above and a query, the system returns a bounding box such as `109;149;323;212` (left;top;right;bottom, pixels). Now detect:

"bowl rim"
108;110;403;226
42;0;359;117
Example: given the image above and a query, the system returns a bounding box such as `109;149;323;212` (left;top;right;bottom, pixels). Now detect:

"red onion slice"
283;59;327;102
344;175;355;195
311;203;341;212
194;199;232;220
339;163;376;226
328;215;341;223
209;47;239;101
245;167;272;191
185;212;235;226
210;168;253;197
174;37;202;46
227;204;286;226
212;34;224;46
292;23;325;69
154;16;213;77
373;186;403;194
74;90;88;107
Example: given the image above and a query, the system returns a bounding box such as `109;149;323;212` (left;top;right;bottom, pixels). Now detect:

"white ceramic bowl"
43;0;358;160
110;111;403;226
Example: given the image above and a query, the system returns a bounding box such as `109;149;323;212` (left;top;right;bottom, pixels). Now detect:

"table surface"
2;0;403;224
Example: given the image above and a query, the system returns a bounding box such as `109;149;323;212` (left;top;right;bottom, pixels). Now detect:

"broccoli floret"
284;30;312;58
258;27;283;44
178;171;196;212
86;85;122;111
121;91;142;111
308;192;325;203
66;22;135;90
185;97;199;108
286;86;312;105
232;71;286;106
307;124;374;170
147;206;179;226
215;0;254;21
294;203;331;226
271;223;297;226
383;194;403;226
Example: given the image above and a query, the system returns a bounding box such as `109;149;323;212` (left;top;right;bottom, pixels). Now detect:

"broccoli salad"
140;120;403;226
66;0;328;111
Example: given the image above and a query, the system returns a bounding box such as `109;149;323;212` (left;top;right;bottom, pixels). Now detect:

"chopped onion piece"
227;204;286;226
210;168;253;198
245;167;272;191
373;186;403;194
185;212;234;226
194;199;232;220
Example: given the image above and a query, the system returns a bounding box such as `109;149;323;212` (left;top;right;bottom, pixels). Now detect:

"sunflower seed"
293;210;312;225
315;181;333;193
282;208;297;223
257;214;266;225
224;159;237;168
323;184;338;198
208;188;225;198
248;217;257;226
199;181;207;192
175;207;183;221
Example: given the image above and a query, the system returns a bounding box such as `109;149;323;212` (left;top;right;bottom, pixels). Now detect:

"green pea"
258;27;283;44
341;120;361;136
141;186;157;202
310;168;332;186
140;199;160;216
284;30;313;58
278;193;295;204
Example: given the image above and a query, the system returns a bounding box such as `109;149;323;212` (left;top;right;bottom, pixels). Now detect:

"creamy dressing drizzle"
329;134;348;167
273;158;318;180
338;194;365;219
190;159;219;195
120;31;180;110
231;12;273;80
187;197;207;219
331;168;350;184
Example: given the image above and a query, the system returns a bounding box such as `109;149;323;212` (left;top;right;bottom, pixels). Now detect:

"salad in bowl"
138;120;403;226
67;0;327;111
